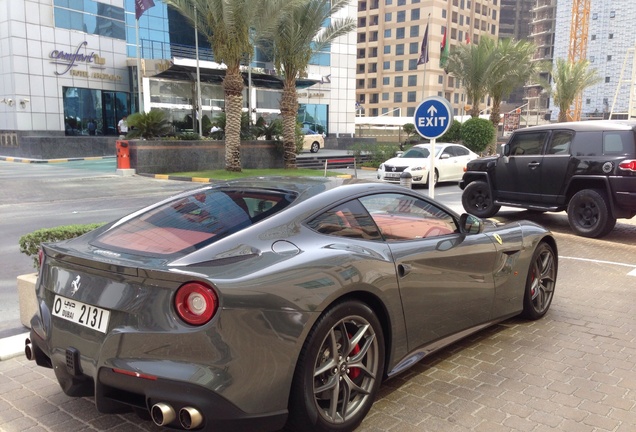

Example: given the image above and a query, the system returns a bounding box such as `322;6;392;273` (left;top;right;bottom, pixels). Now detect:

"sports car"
26;177;557;432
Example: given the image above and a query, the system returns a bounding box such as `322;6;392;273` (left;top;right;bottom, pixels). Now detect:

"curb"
0;332;29;361
0;155;115;164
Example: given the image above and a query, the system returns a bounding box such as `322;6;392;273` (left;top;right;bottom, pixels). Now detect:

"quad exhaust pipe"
25;338;34;361
151;403;203;429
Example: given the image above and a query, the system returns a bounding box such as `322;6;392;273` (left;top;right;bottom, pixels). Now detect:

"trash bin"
116;140;130;169
400;171;412;189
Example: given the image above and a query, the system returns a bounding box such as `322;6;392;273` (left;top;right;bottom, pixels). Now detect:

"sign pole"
429;138;436;198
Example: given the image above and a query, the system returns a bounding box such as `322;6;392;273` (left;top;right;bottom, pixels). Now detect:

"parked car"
302;128;324;153
26;177;557;432
460;120;636;238
377;143;479;186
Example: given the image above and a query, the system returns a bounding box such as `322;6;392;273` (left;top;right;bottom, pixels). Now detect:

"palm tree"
487;38;546;130
165;0;295;172
446;37;498;118
552;58;601;122
269;0;355;169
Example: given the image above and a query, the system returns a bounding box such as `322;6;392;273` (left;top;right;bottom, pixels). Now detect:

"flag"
440;27;450;69
465;32;471;44
417;23;429;65
135;0;155;20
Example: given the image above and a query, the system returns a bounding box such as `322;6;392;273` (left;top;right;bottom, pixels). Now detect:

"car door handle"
397;264;411;277
527;162;541;168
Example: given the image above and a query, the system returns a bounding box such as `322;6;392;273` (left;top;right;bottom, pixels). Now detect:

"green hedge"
19;223;104;269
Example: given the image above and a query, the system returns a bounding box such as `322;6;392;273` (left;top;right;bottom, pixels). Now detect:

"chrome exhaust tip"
25;338;34;361
151;402;176;426
179;406;203;430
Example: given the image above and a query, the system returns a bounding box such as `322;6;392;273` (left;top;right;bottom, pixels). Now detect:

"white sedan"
377;143;479;186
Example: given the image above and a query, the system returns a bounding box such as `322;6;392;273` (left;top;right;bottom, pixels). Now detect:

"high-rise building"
356;0;500;121
526;0;556;117
553;0;636;120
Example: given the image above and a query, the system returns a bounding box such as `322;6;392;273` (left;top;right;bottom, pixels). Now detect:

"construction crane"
567;0;591;121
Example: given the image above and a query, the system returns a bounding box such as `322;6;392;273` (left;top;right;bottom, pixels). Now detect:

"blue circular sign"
413;96;453;139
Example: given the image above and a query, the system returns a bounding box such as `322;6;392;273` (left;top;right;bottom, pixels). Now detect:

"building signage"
49;41;122;81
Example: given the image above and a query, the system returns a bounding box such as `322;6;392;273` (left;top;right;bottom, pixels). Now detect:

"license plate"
385;172;400;178
53;295;111;333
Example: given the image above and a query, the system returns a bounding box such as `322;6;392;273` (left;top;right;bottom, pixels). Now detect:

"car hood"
382;156;429;167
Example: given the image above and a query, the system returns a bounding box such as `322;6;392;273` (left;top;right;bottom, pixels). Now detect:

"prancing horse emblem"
71;275;81;296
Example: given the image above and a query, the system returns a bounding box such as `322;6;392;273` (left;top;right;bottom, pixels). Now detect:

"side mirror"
440;153;450;159
459;213;484;234
502;144;510;157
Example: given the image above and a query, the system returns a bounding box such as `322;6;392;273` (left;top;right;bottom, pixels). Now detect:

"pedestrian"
87;119;96;136
117;115;128;139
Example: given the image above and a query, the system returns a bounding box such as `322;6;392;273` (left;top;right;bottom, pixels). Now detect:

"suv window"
603;131;635;155
547;131;573;155
508;132;548;156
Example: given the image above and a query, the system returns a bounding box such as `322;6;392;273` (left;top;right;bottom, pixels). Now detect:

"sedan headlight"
410;166;426;171
378;164;385;171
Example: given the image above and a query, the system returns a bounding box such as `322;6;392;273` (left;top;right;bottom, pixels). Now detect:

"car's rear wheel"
461;181;501;218
567;189;616;238
521;242;557;320
286;301;384;432
310;141;320;153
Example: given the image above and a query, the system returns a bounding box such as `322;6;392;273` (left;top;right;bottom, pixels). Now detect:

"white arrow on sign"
427;105;437;116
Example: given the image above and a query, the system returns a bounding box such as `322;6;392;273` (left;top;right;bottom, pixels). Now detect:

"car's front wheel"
567;189;616;238
310;141;320;153
461;181;501;218
286;301;385;432
521;242;557;320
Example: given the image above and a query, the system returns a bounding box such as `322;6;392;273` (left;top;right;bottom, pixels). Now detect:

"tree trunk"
558;108;568;123
223;70;244;172
280;81;298;169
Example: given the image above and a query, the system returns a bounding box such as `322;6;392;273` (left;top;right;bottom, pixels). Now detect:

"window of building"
357;79;365;89
395;76;403;87
408;59;418;70
605;77;611;83
385;0;392;4
63;86;128;136
410;26;419;37
384;29;391;38
592;13;598;20
397;11;406;22
590;56;595;62
54;0;126;40
442;9;446;18
358;33;367;43
370;108;378;116
370;47;378;57
383;61;390;70
607;55;612;61
370;15;379;25
396;27;405;39
610;11;616;18
370;31;378;41
586;99;591;104
409;42;419;54
383;77;390;85
382;92;389;101
408;75;417;86
359;17;367;26
370;93;379;103
384;45;391;54
395;60;404;71
357;64;365;73
398;0;406;5
609;33;614;39
591;34;596;40
407;91;416;102
396;44;405;55
357;49;366;59
394;92;403;102
369;63;378;72
368;78;377;88
406;107;415;116
385;12;392;21
438;75;444;84
411;9;420;20
454;93;459;103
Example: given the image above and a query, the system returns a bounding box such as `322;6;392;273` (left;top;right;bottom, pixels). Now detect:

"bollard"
400;171;412;189
116;140;130;169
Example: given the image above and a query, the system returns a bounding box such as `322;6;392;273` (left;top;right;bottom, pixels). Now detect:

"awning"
151;57;320;90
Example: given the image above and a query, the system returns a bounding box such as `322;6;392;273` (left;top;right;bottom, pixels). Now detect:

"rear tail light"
619;160;636;172
38;248;43;268
175;282;218;326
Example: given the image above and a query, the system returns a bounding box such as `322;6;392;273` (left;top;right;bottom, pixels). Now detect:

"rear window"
603;131;635;155
94;188;296;256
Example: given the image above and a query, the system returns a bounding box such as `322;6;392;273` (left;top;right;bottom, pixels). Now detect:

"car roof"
518;120;636;133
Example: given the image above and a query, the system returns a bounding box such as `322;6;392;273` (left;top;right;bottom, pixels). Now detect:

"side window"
307;200;382;241
454;146;469;156
603;131;632;155
508;132;548;156
546;131;573;155
359;193;457;241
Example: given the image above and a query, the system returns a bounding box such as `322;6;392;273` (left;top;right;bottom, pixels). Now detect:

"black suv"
460;120;636;238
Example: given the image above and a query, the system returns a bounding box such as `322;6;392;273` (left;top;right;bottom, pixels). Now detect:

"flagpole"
194;4;202;136
136;18;143;113
421;13;431;100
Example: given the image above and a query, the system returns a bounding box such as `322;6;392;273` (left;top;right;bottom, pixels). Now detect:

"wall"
129;140;285;174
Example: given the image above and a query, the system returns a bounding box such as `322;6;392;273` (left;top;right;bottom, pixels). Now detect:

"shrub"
461;117;496;154
178;132;201;140
440;119;462;142
350;143;401;168
126;110;173;139
19;223;105;269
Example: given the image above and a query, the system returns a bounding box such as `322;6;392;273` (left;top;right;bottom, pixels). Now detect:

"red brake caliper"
348;333;361;379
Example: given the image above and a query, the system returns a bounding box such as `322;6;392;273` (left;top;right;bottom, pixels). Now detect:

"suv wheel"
461;181;501;218
567;189;616;238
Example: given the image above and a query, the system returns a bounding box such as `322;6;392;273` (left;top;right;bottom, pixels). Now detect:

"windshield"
94;188;296;256
401;146;441;158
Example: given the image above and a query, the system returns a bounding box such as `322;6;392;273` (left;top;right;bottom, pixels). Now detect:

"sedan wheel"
521;242;557;320
461;180;501;218
310;142;320;153
287;301;385;432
